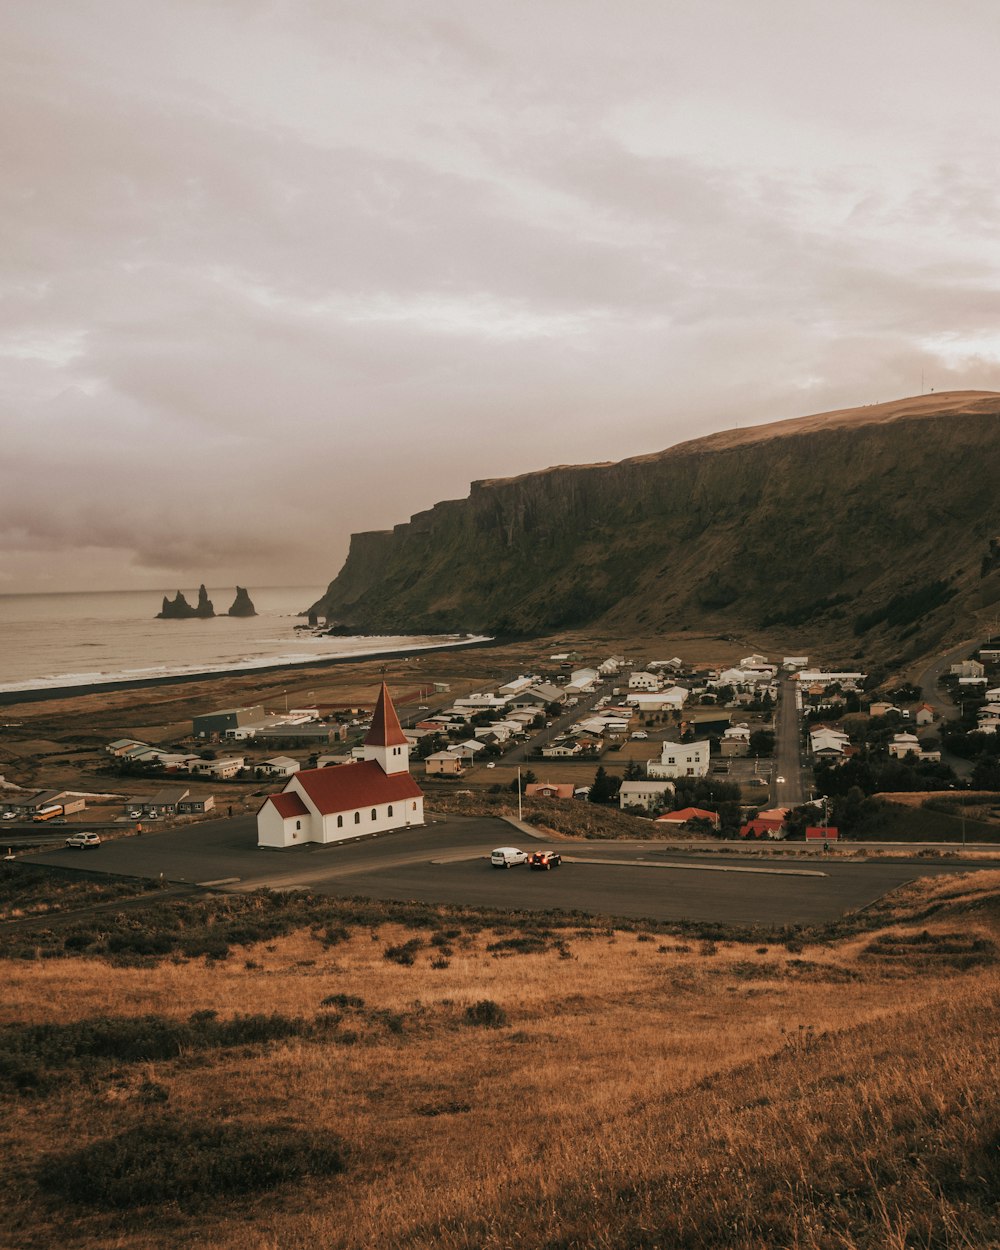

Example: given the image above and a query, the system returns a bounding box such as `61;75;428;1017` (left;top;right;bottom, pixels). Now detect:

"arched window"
337;815;343;828
295;820;301;831
354;811;360;825
387;805;393;817
412;801;417;811
371;808;377;820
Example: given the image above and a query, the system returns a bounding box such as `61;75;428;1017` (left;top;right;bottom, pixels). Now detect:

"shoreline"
0;634;500;707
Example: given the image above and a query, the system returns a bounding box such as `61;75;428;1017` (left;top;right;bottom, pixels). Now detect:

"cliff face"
310;392;1000;655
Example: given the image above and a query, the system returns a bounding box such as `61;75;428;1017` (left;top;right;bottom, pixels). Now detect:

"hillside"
310;391;1000;657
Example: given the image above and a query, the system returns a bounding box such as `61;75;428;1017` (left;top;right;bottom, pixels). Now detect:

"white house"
647;740;710;779
619;780;675;811
256;756;300;778
628;671;661;691
257;684;424;848
951;659;985;679
888;732;921;759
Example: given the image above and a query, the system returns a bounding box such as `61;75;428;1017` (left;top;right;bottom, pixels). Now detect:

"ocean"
0;587;484;695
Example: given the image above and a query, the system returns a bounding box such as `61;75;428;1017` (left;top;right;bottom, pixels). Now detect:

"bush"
37;1117;346;1210
383;938;423;966
464;999;508;1028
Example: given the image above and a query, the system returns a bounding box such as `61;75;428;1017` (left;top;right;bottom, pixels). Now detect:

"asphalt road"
25;812;994;929
773;675;806;807
913;638;980;779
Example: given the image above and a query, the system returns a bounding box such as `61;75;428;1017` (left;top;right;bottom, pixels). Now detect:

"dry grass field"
2;871;999;1249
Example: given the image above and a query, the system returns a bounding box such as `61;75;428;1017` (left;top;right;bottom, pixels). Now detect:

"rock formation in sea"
227;587;257;617
195;584;215;618
156;585;216;619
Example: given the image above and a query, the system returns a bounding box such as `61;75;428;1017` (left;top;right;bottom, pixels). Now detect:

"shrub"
37;1117;346;1210
383;939;422;966
464;999;508;1028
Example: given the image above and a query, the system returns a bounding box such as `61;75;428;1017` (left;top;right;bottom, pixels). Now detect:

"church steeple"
363;682;410;775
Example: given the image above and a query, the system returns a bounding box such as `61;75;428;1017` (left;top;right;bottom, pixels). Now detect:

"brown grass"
1;873;999;1248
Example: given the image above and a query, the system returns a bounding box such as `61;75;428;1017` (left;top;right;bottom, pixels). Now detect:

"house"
647;740;710;779
448;740;486;759
656;806;720;829
525;782;575;800
190;757;245;780
542;740;582;757
950;659;985;679
806;826;839;841
915;703;935;726
782;657;809;670
424;752;465;776
888;732;921;759
619;781;675;811
740;809;788;838
256;756;300;778
106;738;150;757
627;689;687;714
257;684;424;848
138;787;190;817
176;794;216;815
628;671;661;691
869;701;901;718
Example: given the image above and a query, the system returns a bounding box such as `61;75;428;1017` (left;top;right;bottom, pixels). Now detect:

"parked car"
631;731;648;739
127;810;142;819
485;761;496;769
529;851;562;870
65;832;101;849
1;812;17;820
491;847;528;869
776;775;786;784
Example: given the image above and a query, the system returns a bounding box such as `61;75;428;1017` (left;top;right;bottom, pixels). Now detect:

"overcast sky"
3;0;1000;594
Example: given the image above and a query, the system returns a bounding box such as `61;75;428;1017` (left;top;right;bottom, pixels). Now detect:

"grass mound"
37;1117;346;1210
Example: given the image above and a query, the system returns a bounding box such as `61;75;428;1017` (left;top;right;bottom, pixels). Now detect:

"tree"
748;730;775;757
589;766;614;804
624;759;644;781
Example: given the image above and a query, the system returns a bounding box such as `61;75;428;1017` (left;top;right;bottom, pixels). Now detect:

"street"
23;810;997;929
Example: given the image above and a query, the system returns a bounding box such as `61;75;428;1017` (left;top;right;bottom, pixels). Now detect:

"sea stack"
227;587;257;617
157;590;196;619
194;584;215;618
156;586;216;619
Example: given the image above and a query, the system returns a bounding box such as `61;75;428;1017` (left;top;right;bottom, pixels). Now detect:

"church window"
295;820;301;831
337;815;343;828
354;811;360;825
371;808;377;820
387;805;393;817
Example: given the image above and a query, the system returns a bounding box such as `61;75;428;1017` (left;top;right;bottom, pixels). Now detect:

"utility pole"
517;765;522;822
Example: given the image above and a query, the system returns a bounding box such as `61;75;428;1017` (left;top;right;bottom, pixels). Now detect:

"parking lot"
24;811;994;928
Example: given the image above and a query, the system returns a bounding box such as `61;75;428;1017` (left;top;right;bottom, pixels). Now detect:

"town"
3;633;999;886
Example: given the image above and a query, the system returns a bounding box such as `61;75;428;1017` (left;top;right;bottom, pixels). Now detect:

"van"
491;847;528;869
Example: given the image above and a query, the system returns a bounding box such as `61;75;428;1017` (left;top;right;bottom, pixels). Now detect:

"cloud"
2;1;1000;592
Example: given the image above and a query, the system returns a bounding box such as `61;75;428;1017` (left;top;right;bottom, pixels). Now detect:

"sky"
3;0;1000;594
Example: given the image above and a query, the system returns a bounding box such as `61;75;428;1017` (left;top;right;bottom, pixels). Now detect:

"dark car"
529;851;562;870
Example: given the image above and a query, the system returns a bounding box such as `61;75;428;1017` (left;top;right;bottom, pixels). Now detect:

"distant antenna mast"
921;369;924;395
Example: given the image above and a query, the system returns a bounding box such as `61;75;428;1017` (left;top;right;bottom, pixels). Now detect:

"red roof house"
655;807;721;827
258;684;424;849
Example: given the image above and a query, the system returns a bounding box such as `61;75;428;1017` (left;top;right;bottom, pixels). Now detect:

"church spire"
363;683;410;775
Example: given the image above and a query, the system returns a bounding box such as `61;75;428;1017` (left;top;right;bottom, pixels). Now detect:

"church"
256;683;425;848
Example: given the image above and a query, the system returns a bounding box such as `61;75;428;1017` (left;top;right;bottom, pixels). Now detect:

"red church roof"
292;761;422;814
364;683;409;748
260;791;309;819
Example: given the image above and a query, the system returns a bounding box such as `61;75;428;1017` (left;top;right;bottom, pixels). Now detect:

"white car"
65;832;101;849
485;761;496;768
631;731;648;740
776;775;786;784
127;810;142;819
491;847;528;869
1;812;16;820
